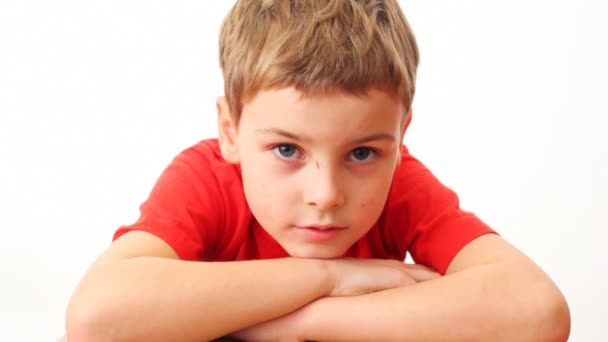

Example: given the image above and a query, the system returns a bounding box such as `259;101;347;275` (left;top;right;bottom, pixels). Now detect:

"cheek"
356;193;384;215
241;162;298;222
352;170;394;212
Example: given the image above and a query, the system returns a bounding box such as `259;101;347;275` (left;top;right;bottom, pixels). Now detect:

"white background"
1;1;606;341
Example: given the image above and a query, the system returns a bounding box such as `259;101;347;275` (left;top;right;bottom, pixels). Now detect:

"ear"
400;107;413;143
395;107;413;167
216;96;240;163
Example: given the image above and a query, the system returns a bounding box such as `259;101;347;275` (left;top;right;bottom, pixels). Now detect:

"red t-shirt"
114;139;495;274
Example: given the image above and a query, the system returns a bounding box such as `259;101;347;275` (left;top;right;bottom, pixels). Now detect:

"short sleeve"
385;146;496;274
113;143;224;261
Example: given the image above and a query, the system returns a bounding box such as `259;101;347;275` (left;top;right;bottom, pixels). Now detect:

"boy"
66;1;570;341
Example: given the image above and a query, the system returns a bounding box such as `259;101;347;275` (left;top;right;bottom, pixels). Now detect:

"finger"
370;259;435;272
402;263;437;271
406;268;441;282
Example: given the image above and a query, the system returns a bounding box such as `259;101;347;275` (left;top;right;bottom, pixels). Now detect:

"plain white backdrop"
1;1;606;340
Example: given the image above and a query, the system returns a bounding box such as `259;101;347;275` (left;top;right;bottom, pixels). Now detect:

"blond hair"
219;0;419;121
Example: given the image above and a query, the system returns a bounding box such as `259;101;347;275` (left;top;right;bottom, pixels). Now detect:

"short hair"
219;0;419;121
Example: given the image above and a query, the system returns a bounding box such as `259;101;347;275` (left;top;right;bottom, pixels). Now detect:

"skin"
65;88;435;342
65;87;570;342
233;234;571;342
218;87;407;259
221;87;570;341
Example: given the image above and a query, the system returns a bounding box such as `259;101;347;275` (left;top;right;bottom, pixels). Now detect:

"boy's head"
216;0;419;259
219;0;419;122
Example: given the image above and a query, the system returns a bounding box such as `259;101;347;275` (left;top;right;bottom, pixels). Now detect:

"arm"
66;231;332;342
280;235;569;341
66;231;437;342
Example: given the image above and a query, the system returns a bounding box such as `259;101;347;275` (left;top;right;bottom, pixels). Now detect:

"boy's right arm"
66;230;438;342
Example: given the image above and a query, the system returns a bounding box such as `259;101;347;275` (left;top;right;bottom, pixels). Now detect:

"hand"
230;309;306;342
326;258;440;297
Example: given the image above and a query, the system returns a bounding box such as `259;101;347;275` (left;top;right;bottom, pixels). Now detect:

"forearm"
300;261;569;342
67;257;330;342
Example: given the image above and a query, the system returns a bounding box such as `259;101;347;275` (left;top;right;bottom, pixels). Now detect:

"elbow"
65;289;124;342
528;280;571;342
544;289;571;341
65;298;99;342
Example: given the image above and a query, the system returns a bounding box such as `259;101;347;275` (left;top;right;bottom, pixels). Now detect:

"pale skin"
65;88;570;341
233;234;570;342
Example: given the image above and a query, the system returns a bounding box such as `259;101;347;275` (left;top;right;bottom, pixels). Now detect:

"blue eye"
350;147;376;163
272;144;301;160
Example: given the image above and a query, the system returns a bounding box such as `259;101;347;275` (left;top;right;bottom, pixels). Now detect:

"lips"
295;225;346;241
301;224;345;230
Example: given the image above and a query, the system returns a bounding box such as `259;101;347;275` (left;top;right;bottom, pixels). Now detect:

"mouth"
295;225;346;241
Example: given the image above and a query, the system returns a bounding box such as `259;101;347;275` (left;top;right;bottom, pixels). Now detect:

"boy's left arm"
234;234;570;342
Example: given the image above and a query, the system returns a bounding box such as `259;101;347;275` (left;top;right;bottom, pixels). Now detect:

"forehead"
236;88;405;151
241;87;404;128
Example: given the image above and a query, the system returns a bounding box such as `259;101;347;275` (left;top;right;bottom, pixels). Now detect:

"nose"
303;162;345;211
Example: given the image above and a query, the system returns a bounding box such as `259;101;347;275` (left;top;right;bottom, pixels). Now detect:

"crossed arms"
66;231;570;341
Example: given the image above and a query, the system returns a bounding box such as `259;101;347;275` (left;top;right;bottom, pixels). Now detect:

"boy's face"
218;87;406;259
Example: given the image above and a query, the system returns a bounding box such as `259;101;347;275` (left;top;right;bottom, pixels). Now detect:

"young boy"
66;1;570;341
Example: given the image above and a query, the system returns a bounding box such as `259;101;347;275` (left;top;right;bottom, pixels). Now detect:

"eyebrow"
256;127;395;145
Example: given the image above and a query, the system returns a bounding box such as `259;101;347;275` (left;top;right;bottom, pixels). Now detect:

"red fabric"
113;139;495;274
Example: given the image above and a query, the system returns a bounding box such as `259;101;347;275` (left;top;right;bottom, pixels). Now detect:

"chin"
287;245;348;259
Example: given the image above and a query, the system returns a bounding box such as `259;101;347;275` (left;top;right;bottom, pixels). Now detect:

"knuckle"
396;269;414;285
